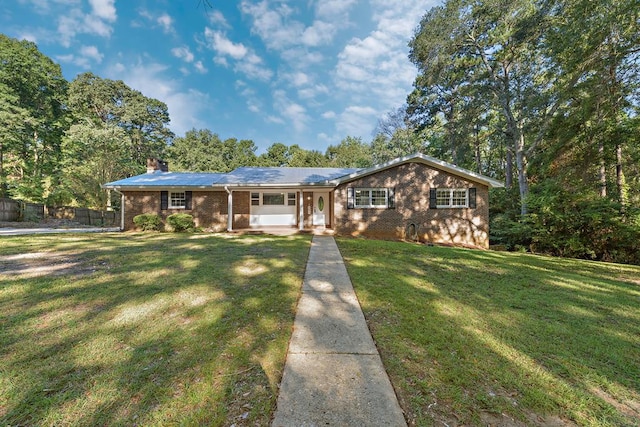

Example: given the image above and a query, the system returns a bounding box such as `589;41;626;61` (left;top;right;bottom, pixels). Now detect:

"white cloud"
240;0;346;50
80;45;103;62
205;28;248;59
171;46;194;63
322;111;336;119
272;90;309;133
55;1;117;47
88;0;116;22
331;0;437;134
314;0;359;20
157;13;174;34
194;61;208;74
301;20;336;47
136;9;175;34
298;84;329;100
19;0;80;14
208;9;230;28
280;49;324;68
266;115;285;124
107;60;211;136
336;105;378;137
237;52;273;81
56;44;103;68
172;47;207;75
204;28;273;81
17;31;38;43
247;100;261;113
288;71;310;87
240;0;302;50
214;56;229;67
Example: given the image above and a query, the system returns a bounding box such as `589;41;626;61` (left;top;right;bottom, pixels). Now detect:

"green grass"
0;232;311;426
336;238;640;427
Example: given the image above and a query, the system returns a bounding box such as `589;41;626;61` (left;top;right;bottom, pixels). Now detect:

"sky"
2;0;441;154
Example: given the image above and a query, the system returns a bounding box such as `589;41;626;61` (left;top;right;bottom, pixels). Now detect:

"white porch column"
226;187;233;231
299;190;304;230
120;193;125;231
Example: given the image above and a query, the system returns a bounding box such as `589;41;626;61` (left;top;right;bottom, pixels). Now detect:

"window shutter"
387;187;395;209
347;188;354;209
429;188;437;209
161;191;168;210
185;191;193;210
468;188;477;209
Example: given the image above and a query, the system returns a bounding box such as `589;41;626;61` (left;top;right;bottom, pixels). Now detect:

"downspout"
299;190;304;231
224;186;233;232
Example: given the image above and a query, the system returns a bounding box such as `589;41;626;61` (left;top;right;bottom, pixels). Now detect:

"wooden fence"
48;207;118;227
0;198;118;227
0;198;19;221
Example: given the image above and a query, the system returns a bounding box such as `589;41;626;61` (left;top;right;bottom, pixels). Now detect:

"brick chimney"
147;158;169;173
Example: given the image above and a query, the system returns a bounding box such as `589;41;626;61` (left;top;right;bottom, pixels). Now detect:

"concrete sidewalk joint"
272;236;407;427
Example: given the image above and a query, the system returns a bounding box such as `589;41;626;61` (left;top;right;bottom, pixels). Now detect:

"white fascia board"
211;183;336;189
102;185;213;191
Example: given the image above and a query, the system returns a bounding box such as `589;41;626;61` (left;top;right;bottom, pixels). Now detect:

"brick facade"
333;162;490;248
232;191;250;229
120;161;492;248
123;190;228;231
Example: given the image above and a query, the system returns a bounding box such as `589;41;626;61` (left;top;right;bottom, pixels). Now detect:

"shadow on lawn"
0;233;311;426
337;239;640;426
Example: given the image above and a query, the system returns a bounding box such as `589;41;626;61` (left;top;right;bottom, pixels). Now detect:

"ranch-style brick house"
103;153;504;248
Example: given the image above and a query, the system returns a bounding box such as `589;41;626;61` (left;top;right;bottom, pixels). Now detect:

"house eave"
331;152;505;188
211;182;336;189
101;185;214;191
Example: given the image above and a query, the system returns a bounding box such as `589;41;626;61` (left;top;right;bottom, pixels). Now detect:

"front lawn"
0;233;311;426
337;238;640;427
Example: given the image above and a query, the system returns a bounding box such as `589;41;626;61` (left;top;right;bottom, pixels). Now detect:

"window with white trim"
354;188;388;208
169;191;186;208
251;192;260;206
262;193;285;205
287;192;296;206
436;188;468;208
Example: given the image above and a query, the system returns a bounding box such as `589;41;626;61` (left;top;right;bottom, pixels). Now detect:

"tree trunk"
474;125;482;173
598;141;607;198
616;144;627;206
515;130;529;216
0;142;4;197
505;149;513;189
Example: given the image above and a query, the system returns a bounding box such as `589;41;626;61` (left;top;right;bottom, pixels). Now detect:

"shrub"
490;181;640;265
133;213;161;231
167;213;195;232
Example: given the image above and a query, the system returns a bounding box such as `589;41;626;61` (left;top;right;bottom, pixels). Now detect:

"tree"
167;129;258;172
287;145;328;167
325;136;373;168
258;142;291;167
0;34;68;202
408;0;639;215
64;72;173;208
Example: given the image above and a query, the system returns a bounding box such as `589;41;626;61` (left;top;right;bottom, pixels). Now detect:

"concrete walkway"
272;236;407;427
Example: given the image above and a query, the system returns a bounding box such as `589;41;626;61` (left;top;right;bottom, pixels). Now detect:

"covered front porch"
225;188;333;232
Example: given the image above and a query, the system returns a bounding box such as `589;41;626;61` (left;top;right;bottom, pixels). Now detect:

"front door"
313;192;329;227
